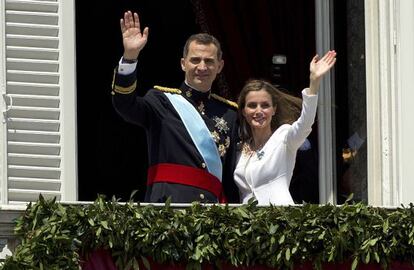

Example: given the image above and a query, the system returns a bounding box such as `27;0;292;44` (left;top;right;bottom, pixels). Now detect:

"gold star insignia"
213;116;229;134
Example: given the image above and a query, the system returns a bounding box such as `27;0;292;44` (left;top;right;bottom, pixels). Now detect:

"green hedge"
2;195;414;270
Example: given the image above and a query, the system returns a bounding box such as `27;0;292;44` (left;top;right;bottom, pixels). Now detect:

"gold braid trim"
211;93;238;109
111;67;116;90
113;81;137;95
154;85;182;94
111;68;137;95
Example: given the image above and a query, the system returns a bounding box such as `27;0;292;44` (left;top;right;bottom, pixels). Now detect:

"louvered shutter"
1;0;77;204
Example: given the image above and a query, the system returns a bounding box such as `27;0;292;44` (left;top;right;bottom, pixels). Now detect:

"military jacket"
112;69;240;203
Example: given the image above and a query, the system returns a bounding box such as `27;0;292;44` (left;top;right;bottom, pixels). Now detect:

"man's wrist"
118;56;138;75
121;57;138;64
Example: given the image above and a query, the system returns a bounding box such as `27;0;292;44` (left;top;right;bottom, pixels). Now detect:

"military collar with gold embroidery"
180;83;211;102
180;83;212;115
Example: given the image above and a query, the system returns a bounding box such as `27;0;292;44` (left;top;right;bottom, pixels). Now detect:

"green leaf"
130;190;139;201
285;248;291;261
383;219;389;233
101;220;109;230
141;256;151;270
374;252;380;263
318;230;326;240
88;218;95;226
132;257;139;270
236;207;250;219
276;251;282;261
279;234;285;244
369;238;378;246
269;224;278;234
364;252;370;264
351;257;359;270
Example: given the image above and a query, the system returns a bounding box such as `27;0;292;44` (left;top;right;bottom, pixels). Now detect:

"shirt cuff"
118;58;138;75
303;87;317;96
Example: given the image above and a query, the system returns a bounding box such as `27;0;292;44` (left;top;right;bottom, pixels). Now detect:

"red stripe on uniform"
147;163;227;203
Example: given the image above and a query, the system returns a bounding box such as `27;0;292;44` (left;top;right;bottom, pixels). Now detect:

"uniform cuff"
118;57;138;75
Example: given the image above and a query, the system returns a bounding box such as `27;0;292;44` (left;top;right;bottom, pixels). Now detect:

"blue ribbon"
165;93;222;181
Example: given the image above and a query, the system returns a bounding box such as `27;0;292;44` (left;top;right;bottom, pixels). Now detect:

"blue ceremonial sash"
164;93;222;181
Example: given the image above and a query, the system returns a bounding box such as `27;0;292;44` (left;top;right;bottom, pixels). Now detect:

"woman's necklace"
256;148;265;160
242;141;266;160
254;142;266;160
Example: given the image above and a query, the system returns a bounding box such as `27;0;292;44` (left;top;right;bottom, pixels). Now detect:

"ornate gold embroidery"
211;131;220;143
153;85;182;94
218;144;226;156
113;81;137;95
210;93;238;108
197;101;205;114
225;136;230;148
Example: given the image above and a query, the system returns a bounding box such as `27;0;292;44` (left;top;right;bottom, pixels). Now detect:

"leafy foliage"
2;195;414;269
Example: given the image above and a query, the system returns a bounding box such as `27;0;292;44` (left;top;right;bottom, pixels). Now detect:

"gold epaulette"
111;67;136;95
211;93;238;109
154;85;182;94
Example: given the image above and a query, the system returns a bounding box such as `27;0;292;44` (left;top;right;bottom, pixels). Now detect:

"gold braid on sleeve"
111;68;137;95
112;81;137;95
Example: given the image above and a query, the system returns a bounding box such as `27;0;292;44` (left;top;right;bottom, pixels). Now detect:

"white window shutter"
1;0;77;204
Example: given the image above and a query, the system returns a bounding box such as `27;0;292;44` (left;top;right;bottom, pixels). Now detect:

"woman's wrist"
308;79;321;95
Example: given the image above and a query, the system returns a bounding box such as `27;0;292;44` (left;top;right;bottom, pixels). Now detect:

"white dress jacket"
234;89;318;205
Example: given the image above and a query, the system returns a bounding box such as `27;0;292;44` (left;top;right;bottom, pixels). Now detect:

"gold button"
111;91;115;95
199;194;205;200
201;163;206;168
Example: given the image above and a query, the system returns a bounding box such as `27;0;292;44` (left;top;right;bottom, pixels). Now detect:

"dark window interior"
75;0;319;202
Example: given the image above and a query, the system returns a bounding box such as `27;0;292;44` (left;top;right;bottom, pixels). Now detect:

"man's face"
181;41;224;92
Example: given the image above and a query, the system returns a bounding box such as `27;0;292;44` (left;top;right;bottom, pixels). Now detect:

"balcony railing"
0;205;26;260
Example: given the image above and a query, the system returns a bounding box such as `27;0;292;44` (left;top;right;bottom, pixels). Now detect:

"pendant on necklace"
256;150;265;160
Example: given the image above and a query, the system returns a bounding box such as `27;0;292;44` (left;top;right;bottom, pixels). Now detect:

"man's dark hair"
183;33;223;60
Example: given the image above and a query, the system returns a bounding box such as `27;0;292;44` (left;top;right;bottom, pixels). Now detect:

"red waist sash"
147;163;226;202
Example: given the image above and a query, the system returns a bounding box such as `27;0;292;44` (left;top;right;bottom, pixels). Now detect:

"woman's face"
242;89;276;132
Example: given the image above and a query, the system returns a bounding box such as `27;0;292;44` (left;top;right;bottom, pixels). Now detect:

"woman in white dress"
234;51;337;205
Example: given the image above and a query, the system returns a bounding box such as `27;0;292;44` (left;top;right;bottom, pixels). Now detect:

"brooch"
256;150;265;160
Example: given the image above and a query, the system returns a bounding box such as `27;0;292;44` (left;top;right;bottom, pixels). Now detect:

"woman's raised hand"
308;50;336;94
309;50;337;82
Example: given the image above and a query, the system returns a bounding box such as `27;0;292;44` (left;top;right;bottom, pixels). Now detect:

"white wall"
365;0;414;206
397;0;414;205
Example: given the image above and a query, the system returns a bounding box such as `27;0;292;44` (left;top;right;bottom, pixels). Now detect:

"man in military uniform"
111;11;240;203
